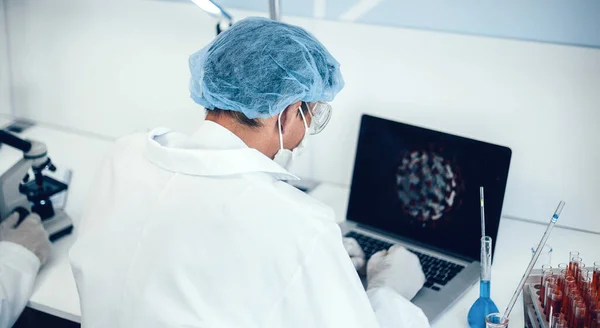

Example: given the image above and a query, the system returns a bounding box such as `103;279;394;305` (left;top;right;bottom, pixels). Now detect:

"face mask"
273;108;309;169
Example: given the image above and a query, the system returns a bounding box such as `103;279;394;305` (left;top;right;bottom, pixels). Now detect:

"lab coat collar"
144;121;299;181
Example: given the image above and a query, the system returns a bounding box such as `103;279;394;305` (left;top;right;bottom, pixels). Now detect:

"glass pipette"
480;187;485;241
501;200;566;322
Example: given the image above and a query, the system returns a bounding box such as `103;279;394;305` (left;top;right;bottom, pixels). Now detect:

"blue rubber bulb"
467;281;499;328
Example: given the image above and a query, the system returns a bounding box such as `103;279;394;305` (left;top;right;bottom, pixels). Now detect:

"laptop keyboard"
344;231;465;291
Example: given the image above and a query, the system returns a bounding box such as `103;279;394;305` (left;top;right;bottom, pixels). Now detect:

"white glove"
366;244;426;300
343;237;366;272
0;212;51;265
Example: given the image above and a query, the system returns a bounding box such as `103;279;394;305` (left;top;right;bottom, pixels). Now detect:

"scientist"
0;212;51;328
70;17;428;328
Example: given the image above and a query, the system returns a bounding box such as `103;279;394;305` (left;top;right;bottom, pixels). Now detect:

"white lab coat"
0;241;40;328
69;121;429;328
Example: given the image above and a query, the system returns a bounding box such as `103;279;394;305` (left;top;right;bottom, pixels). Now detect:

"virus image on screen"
396;150;464;228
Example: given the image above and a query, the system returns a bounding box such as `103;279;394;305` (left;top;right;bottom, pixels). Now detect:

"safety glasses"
302;102;332;135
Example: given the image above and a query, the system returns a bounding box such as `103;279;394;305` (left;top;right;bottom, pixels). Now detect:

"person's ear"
277;101;302;134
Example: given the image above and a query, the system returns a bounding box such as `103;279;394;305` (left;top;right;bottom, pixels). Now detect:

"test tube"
545;277;557;310
572;256;583;278
553;319;567;328
577;260;585;282
557;264;568;285
541;269;554;303
541;264;553;281
594;262;600;295
557;269;567;292
572;302;586;328
569;294;584;325
570;251;580;273
545;281;557;319
550;289;563;319
569;300;587;328
563;280;576;320
579;269;591;291
550;312;560;327
558;263;568;272
564;275;576;294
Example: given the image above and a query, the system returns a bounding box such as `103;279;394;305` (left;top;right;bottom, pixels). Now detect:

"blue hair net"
189;17;344;119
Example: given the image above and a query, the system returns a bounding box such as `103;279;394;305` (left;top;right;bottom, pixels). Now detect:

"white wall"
5;0;600;232
309;20;600;234
0;0;11;115
5;0;212;136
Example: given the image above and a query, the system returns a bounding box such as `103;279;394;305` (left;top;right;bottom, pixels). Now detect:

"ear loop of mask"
278;106;310;150
298;107;309;131
303;102;315;133
277;111;285;150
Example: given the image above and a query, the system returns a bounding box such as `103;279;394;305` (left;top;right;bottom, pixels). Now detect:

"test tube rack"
523;267;596;328
523;269;547;328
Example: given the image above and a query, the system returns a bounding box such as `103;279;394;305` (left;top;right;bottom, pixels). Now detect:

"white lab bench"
1;119;598;327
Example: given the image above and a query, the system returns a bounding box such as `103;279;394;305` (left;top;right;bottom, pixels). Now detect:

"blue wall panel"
190;0;600;48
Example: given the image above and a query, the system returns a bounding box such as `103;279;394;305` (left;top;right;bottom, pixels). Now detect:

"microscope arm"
0;130;32;153
0;129;48;170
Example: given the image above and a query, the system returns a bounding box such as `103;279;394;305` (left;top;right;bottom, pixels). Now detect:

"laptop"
339;114;512;322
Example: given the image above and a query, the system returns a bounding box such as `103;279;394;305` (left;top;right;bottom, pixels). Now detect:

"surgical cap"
189;17;344;119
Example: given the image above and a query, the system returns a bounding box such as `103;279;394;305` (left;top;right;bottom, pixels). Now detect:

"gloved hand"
0;212;51;265
366;244;426;300
343;237;366;272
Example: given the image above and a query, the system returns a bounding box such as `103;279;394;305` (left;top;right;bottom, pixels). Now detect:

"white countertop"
1;120;598;326
311;183;600;327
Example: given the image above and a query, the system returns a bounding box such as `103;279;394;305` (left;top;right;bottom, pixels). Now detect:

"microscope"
0;130;73;241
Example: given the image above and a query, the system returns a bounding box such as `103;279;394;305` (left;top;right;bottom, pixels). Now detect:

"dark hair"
210;109;263;128
209;103;309;128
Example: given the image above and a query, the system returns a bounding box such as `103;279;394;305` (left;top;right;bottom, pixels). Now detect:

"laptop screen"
347;115;512;261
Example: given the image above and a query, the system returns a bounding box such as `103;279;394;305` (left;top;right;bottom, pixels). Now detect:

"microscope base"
43;209;73;242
